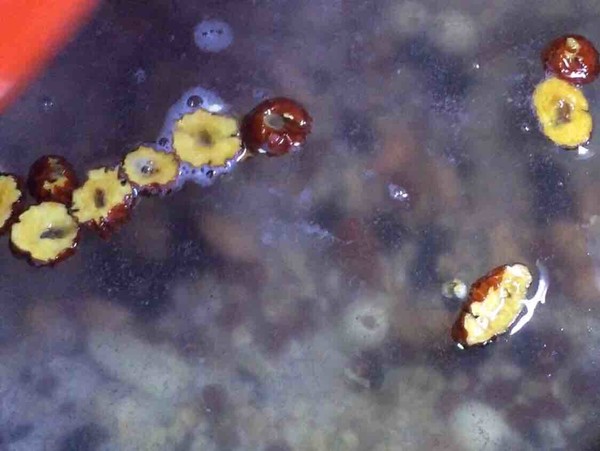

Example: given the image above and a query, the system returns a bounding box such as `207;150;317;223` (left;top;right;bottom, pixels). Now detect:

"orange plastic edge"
0;0;99;112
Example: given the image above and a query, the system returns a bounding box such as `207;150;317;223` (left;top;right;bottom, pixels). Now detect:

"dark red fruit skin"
241;97;312;156
451;265;508;347
0;173;25;236
27;155;78;205
81;195;136;240
542;34;600;85
9;224;81;267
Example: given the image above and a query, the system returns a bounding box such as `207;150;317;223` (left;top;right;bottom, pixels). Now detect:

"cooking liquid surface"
1;1;600;450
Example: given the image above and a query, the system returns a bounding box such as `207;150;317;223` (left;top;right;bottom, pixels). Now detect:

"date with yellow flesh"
533;77;592;149
172;109;241;167
71;167;134;238
122;146;180;195
10;202;79;266
452;264;533;347
0;174;23;235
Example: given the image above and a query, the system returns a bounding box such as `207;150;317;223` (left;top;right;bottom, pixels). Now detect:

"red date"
241;97;312;156
28;155;78;205
542;34;600;85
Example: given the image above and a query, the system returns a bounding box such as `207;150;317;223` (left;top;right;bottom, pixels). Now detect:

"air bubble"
158;86;228;141
187;95;203;108
133;68;147;84
194;20;233;53
40;96;54;112
388;183;410;204
520;123;531;132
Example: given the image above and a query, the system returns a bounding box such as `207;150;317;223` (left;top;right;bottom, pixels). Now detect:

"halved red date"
28;155;78;205
70;167;135;239
10;202;80;266
542;34;600;85
0;173;24;235
241;97;312;156
451;264;532;347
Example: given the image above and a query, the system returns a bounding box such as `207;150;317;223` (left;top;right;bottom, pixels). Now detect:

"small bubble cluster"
387;183;410;204
133;68;147;84
193;20;234;53
40;96;54;112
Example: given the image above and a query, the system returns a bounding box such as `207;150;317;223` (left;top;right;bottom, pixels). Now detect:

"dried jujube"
0;173;24;235
451;264;533;347
70;167;134;238
3;91;309;267
122;146;180;195
241;97;312;156
172;109;242;167
542;34;600;85
10;202;80;266
27;155;78;205
532;77;592;148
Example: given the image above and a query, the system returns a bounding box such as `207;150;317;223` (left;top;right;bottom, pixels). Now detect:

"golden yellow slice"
122;146;180;193
71;167;134;236
172;109;241;167
10;202;79;265
0;174;23;233
452;264;533;347
533;77;592;148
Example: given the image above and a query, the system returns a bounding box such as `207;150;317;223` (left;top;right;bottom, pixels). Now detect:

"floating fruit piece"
70;167;134;238
10;202;80;266
542;34;600;85
242;97;312;156
441;279;468;300
122;145;180;195
172;109;241;167
27;155;78;205
451;264;533;347
0;173;24;235
532;77;592;149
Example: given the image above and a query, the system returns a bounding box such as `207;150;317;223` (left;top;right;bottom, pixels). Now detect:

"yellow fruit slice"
453;264;533;347
71;167;133;229
11;202;79;265
123;146;180;192
172;109;241;167
0;174;22;233
533;77;592;148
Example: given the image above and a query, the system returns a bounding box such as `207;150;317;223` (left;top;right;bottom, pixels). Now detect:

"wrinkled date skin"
83;196;135;240
28;155;78;205
451;263;532;348
242;97;312;156
451;265;505;346
542;34;600;85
